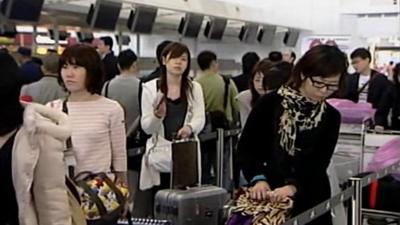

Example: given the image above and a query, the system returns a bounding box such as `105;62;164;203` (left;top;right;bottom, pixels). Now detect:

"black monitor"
178;13;203;38
115;35;131;45
0;23;16;38
1;0;44;22
204;17;227;40
284;29;300;47
127;6;157;34
257;25;276;45
86;0;122;31
77;32;94;43
238;23;259;43
49;29;69;41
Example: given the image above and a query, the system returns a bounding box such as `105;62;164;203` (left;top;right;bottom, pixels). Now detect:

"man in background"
343;48;390;107
196;50;239;186
97;36;119;82
282;50;296;64
20;52;66;104
16;47;42;85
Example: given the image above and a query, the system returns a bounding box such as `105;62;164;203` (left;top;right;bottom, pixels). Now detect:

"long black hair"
0;52;24;135
160;42;193;102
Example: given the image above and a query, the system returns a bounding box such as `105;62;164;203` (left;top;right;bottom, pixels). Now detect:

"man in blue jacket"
16;47;42;85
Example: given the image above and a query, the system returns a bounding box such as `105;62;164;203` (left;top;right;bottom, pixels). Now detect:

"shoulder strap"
357;79;370;95
138;80;143;115
104;80;111;98
62;98;75;177
221;75;230;110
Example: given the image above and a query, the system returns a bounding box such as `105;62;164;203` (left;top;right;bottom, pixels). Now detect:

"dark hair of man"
268;51;283;62
350;48;371;61
242;52;260;75
197;50;217;71
264;61;293;90
118;49;138;71
100;36;113;50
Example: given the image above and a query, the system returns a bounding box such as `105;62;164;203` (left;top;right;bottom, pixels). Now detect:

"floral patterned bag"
73;172;129;225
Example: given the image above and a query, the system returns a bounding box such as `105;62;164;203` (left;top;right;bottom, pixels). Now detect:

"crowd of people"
1;36;400;225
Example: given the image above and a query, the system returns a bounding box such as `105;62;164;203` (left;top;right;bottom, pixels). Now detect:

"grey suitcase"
154;186;228;225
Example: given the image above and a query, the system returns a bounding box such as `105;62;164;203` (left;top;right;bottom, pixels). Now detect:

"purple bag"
367;138;400;181
327;99;375;124
226;214;252;225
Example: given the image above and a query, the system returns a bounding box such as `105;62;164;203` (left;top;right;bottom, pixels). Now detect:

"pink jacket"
12;103;72;225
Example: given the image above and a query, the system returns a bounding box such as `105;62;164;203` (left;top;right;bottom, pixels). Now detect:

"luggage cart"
333;119;372;186
360;127;400;225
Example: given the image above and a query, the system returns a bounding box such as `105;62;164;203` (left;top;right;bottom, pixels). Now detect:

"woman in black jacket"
238;45;348;225
375;63;400;131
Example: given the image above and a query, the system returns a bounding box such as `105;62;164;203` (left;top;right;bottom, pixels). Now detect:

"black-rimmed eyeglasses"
308;77;339;91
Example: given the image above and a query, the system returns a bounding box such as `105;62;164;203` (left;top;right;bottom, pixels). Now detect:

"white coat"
139;79;206;190
12;103;72;225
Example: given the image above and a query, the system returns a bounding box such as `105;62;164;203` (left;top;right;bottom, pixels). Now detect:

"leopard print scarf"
232;190;293;225
277;86;326;156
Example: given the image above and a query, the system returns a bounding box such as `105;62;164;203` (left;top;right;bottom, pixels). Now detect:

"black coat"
102;52;119;82
233;73;250;93
238;92;340;225
342;70;391;108
142;67;162;83
375;83;400;130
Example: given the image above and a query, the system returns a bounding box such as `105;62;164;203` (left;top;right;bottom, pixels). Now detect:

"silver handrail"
281;160;400;225
282;188;353;225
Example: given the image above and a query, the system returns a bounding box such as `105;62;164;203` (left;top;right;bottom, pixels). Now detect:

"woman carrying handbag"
48;44;128;224
139;42;205;193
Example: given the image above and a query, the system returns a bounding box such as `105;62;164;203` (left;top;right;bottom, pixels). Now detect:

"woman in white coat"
0;52;72;225
140;42;205;191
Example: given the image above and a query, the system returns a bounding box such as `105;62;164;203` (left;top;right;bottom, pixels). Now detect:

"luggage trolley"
332;118;372;186
360;126;400;225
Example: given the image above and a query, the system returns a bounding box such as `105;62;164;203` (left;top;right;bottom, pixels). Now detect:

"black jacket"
233;73;250;93
102;52;119;82
142;67;162;83
238;92;340;225
375;83;400;130
342;70;391;108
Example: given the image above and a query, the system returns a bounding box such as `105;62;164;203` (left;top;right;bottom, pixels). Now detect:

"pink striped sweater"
49;97;127;174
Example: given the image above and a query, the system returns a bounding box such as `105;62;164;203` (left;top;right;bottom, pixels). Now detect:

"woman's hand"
268;185;297;203
114;171;128;187
154;100;166;119
177;125;192;139
250;181;271;201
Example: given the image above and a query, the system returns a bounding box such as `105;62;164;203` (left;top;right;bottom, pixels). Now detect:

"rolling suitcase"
154;136;229;225
154;186;228;225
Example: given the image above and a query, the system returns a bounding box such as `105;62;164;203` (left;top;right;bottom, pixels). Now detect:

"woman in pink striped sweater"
49;44;127;185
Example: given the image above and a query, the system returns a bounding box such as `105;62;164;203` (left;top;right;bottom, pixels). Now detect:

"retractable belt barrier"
278;160;400;225
159;127;400;225
350;160;400;225
281;188;353;225
198;128;242;142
